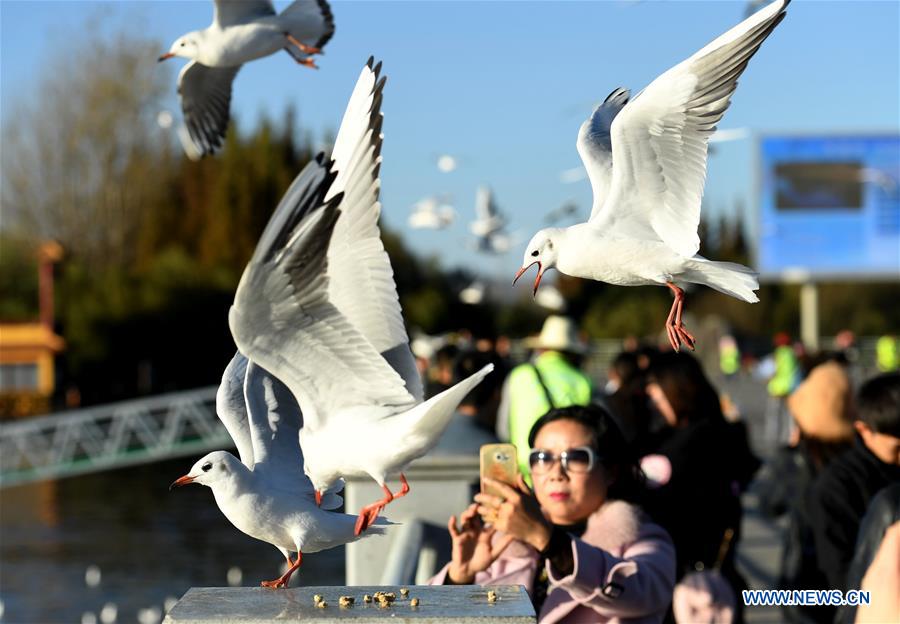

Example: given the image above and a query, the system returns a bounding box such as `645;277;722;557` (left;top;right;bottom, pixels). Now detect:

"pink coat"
430;500;676;623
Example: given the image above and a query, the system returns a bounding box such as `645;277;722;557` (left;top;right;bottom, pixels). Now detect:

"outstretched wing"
597;0;789;256
229;153;416;433
177;61;239;157
215;351;254;467
322;58;423;401
213;0;275;28
578;88;630;221
241;360;338;506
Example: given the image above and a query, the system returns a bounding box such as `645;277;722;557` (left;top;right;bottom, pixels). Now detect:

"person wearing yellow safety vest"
495;316;594;480
719;334;741;377
876;334;898;372
765;332;801;446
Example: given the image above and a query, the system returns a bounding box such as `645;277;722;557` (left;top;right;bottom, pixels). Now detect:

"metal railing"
0;387;228;488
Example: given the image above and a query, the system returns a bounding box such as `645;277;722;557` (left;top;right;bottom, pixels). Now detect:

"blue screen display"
757;135;900;280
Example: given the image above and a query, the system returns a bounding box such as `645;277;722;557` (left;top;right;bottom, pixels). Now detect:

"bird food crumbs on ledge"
400;588;409;597
339;596;354;607
363;594;372;603
487;589;499;602
313;594;323;604
410;597;420;607
316;600;327;609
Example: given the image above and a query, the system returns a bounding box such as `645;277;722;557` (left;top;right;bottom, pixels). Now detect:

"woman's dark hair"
527;404;646;505
647;351;723;426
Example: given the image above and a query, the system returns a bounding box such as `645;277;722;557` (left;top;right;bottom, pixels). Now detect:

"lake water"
0;457;344;623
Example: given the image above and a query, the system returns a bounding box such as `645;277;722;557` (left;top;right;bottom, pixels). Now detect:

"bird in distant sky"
470;185;507;238
408;195;456;230
516;0;790;351
159;0;334;156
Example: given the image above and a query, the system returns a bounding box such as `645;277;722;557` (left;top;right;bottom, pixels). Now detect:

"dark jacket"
835;483;900;624
756;443;843;624
809;437;900;590
645;418;759;577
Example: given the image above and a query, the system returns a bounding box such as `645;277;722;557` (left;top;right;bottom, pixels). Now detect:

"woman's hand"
476;475;552;552
447;503;514;584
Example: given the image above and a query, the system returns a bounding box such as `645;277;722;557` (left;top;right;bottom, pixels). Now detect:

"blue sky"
2;1;898;279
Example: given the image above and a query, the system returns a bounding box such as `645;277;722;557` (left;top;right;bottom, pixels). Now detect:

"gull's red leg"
673;290;696;351
664;284;681;351
261;551;303;588
394;473;411;499
665;282;695;352
355;484;394;536
285;33;322;55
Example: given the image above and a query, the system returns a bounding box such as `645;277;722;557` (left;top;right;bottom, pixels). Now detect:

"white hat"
523;316;586;353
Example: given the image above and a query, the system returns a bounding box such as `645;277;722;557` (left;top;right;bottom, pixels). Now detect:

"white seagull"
470;185;507;238
171;352;386;588
515;0;790;351
228;58;494;535
158;0;334;156
408;195;456;230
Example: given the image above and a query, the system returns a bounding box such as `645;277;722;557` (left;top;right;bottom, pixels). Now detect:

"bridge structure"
0;387;231;488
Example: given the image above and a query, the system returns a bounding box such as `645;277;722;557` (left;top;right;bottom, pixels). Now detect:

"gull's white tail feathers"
399;363;494;455
683;257;760;303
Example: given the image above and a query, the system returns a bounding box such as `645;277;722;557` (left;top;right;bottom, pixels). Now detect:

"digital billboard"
757;135;900;281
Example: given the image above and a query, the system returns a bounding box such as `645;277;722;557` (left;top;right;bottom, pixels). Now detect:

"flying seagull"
515;0;790;351
159;0;334;156
228;59;493;535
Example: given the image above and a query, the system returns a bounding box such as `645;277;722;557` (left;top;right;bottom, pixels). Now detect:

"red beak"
513;261;543;297
158;52;175;63
315;490;322;507
169;475;195;490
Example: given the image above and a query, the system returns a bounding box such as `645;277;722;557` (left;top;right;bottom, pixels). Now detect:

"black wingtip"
366;55;375;69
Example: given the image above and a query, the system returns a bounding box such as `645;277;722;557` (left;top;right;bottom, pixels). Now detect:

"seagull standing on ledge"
171;353;386;588
228;59;493;536
159;0;334;156
516;0;790;351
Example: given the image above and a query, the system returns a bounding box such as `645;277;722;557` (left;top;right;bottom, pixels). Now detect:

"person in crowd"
835;483;900;624
756;360;855;624
764;332;802;447
876;334;898;373
496;316;593;477
431;405;676;623
642;352;759;620
605;351;655;455
424;343;459;398
718;334;741;378
808;372;900;617
454;348;505;433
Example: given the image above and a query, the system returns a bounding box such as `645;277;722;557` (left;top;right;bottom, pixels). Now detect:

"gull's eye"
180;42;186;47
202;462;212;472
531;250;539;257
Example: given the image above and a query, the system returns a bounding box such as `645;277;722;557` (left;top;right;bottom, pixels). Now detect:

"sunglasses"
528;446;598;474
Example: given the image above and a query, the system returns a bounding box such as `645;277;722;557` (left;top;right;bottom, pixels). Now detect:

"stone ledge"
164;585;536;623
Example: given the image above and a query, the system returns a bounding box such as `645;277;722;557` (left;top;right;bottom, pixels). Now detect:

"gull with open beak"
515;1;791;351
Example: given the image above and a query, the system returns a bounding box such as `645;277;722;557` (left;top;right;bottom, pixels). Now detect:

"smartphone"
480;443;518;499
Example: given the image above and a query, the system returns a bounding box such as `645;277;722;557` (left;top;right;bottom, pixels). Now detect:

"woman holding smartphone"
430;405;675;623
